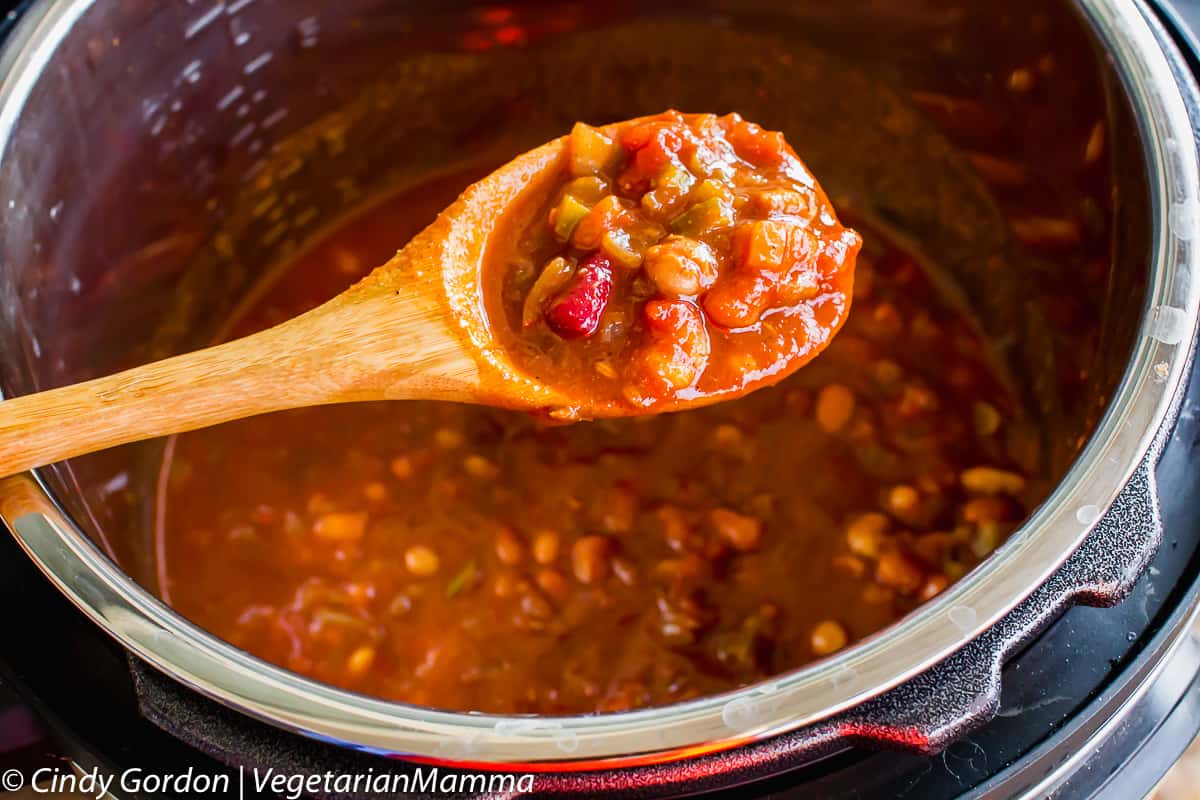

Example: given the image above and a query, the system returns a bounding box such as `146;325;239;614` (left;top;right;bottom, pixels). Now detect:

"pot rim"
0;0;1196;766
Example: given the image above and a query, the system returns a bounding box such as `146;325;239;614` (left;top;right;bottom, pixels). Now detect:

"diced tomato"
818;228;864;277
703;270;774;328
725;115;790;167
631;299;711;396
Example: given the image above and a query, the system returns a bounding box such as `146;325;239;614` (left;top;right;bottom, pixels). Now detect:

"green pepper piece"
551;194;592;242
669;196;734;236
446;559;480;598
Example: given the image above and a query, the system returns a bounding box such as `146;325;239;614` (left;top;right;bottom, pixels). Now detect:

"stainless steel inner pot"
0;0;1196;765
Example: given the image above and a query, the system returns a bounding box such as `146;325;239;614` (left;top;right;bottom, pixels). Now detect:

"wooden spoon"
0;135;574;478
0;112;856;477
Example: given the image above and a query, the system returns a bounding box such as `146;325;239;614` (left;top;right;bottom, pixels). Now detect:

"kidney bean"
544;252;614;339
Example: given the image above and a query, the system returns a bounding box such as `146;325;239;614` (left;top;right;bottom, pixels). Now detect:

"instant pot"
0;0;1199;797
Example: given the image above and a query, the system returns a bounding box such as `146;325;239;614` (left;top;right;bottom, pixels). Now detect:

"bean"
495;527;526;566
312;512;368;542
870;302;904;338
1007;67;1035;93
1010;217;1082;247
709;508;763;552
1084;121;1105;166
886;485;921;516
404;545;441;577
346;646;376;678
390;456;414;479
862;584;894;606
658;506;691;552
491;571;519;599
961;466;1026;495
972;402;1002;437
536;568;570;602
363;482;387;502
710;423;747;454
434;427;464;449
816;384;856;433
643;235;719;296
845;512;889;558
875;550;924;595
599;486;637;534
962;496;1012;524
463;454;499;480
919;574;952;601
872;359;904;389
532;530;561;565
971;521;1003;558
655;554;705;583
810;620;848;656
833;554;867;578
572;536;612;585
545;252;615;338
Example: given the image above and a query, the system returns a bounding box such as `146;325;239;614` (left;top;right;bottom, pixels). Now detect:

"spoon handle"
0;282;478;477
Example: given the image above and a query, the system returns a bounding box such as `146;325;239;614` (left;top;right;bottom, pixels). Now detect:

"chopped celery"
446;559;479;598
551;194;591;242
669;197;734;236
